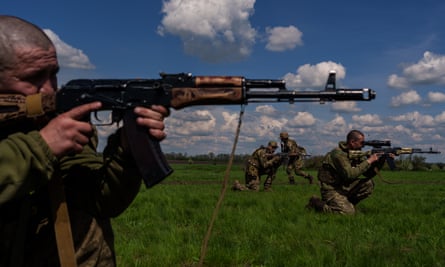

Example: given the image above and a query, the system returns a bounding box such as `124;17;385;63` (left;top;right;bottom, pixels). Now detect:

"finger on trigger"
68;102;102;119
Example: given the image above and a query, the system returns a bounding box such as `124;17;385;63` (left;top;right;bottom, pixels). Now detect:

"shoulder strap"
48;170;78;267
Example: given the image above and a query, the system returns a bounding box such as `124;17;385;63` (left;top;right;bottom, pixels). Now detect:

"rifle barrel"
245;79;286;89
245;88;376;102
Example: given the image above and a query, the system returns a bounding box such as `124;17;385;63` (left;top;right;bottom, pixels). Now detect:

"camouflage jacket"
0;122;142;267
247;146;280;172
318;141;384;186
281;138;305;161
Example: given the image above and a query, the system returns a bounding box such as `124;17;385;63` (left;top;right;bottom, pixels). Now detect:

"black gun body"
57;79;172;112
58;75;376;113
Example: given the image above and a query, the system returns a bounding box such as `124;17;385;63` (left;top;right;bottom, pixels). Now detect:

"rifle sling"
373;167;397;184
48;170;78;267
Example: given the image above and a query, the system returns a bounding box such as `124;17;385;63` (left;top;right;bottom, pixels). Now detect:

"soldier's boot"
264;177;273;192
247;180;260;192
306;175;314;184
305;195;326;212
232;180;247;191
288;176;295;185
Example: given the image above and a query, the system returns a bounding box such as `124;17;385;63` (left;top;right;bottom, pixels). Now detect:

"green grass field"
112;163;445;266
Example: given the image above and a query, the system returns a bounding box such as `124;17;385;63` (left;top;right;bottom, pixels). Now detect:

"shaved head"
0;15;58;95
0;15;54;74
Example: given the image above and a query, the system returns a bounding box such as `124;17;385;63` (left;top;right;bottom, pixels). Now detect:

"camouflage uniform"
244;144;281;191
310;141;385;214
0;121;142;267
280;132;313;184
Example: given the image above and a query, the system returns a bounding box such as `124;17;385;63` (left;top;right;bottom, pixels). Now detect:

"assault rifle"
349;146;441;170
0;71;376;187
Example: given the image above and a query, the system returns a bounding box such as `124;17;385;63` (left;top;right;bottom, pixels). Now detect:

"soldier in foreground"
0;15;168;266
306;130;387;214
279;132;314;184
232;141;281;192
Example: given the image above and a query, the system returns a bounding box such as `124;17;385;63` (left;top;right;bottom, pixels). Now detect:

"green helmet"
268;141;278;148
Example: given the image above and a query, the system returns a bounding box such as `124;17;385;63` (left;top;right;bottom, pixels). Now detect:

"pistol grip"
123;111;173;188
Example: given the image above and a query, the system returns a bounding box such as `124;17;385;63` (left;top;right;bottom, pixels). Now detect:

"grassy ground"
112;164;445;266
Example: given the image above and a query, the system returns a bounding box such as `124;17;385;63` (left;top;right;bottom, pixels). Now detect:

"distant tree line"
165;152;250;164
164;152;444;171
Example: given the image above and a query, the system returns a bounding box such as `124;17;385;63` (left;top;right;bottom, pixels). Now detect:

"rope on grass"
198;105;245;267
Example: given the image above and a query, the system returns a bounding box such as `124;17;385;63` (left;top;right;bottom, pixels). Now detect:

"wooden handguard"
170;76;244;109
170;87;243;109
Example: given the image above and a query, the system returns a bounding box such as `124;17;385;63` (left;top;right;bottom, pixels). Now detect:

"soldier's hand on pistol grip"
367;153;381;164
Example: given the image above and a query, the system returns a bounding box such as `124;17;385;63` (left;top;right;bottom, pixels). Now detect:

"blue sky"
3;0;445;162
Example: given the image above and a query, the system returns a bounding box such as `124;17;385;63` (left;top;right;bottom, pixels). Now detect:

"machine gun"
0;71;376;187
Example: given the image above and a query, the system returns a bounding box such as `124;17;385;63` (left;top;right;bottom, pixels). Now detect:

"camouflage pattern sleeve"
329;148;372;181
287;139;299;154
256;148;280;169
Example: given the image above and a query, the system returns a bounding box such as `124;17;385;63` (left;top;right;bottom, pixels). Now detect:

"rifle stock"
0;72;376;187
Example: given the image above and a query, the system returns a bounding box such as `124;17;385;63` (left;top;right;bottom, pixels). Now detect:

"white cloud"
403;51;445;84
319;115;348;136
157;0;256;62
43;29;95;70
283;61;346;89
166;109;216;135
288;112;316;127
389;111;435;128
220;111;239;131
387;74;409;89
240;114;287;139
352;114;383;125
258;115;286;130
390;90;421;107
427;91;445;103
434;111;445;123
255;105;277;114
331;102;361;113
265;25;303;52
387;51;445;88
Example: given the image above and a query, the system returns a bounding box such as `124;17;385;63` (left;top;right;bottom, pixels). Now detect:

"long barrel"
169;74;376;108
245;86;376;103
244;74;376;103
412;148;441;154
